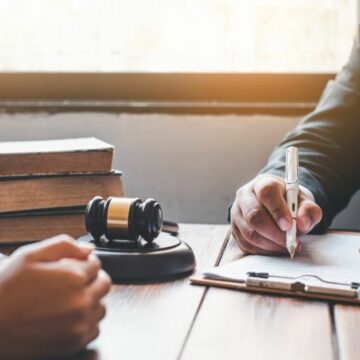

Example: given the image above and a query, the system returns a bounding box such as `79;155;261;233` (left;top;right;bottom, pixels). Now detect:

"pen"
285;146;299;259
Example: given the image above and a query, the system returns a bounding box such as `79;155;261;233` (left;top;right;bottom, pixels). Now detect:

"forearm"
261;40;360;232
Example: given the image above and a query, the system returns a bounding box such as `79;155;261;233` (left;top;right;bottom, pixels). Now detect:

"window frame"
0;72;334;115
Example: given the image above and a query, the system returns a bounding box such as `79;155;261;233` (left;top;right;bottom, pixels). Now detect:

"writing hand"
231;174;323;255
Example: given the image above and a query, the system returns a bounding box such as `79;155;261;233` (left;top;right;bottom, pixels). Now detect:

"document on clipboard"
191;231;360;304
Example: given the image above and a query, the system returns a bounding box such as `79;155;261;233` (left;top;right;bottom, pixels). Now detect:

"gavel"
85;196;178;243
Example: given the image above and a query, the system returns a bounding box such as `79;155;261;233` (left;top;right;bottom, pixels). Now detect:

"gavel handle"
162;220;179;236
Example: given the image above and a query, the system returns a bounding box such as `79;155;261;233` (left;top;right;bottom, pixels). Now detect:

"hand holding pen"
231;156;323;256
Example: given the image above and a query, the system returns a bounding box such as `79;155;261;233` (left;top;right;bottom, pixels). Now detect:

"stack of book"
0;137;123;244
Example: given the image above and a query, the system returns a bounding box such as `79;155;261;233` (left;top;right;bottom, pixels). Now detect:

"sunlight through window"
0;0;357;73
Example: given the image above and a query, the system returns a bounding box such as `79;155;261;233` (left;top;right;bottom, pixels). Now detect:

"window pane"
0;0;356;73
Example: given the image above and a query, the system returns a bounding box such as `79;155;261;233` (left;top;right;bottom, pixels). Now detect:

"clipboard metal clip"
246;272;360;299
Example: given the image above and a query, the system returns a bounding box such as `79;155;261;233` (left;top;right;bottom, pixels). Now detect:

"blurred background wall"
0;111;358;229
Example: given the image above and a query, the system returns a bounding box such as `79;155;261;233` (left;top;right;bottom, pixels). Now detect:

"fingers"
73;255;102;286
236;191;286;248
76;274;110;348
92;302;107;324
253;176;292;231
47;254;102;289
85;302;106;331
297;198;323;235
232;216;286;255
72;324;100;353
81;326;100;348
86;270;112;303
18;235;93;262
231;175;324;256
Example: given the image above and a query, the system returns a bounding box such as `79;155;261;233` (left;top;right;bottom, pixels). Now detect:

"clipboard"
191;230;360;305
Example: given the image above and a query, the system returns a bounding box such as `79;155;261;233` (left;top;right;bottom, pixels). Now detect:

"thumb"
17;235;93;262
296;199;323;235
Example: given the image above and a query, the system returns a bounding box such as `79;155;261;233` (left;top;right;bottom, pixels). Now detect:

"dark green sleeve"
261;39;360;233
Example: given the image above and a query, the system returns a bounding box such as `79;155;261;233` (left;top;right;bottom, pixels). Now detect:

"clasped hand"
0;235;111;360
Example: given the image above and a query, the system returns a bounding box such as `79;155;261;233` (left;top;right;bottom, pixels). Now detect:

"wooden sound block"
78;233;196;282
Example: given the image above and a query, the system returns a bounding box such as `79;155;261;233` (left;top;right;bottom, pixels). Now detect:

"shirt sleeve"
260;38;360;233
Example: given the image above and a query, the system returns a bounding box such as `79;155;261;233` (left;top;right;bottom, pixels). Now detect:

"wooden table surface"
67;224;360;360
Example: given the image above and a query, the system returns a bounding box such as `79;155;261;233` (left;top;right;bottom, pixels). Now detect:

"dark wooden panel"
0;99;316;116
334;304;360;360
0;73;332;103
71;224;228;360
181;235;335;360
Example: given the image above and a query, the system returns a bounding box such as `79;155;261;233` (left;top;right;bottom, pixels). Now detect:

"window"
0;0;357;109
0;0;356;73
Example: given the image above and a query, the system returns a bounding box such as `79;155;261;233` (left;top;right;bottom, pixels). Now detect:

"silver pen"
285;147;299;259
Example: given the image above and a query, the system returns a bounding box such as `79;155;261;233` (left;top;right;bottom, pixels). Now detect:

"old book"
0;172;124;214
0;137;114;177
0;212;86;244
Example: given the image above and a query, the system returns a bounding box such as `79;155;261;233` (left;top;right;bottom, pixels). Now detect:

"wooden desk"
67;224;360;360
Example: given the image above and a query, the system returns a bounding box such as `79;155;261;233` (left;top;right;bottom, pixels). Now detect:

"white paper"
204;232;360;285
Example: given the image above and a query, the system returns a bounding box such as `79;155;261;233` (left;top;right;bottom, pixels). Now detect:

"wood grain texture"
334;304;360;360
181;234;335;360
71;224;228;360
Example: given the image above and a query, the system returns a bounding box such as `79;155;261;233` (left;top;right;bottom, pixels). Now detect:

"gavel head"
85;196;163;243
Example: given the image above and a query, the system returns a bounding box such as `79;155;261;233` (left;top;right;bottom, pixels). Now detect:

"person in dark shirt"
231;35;360;255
